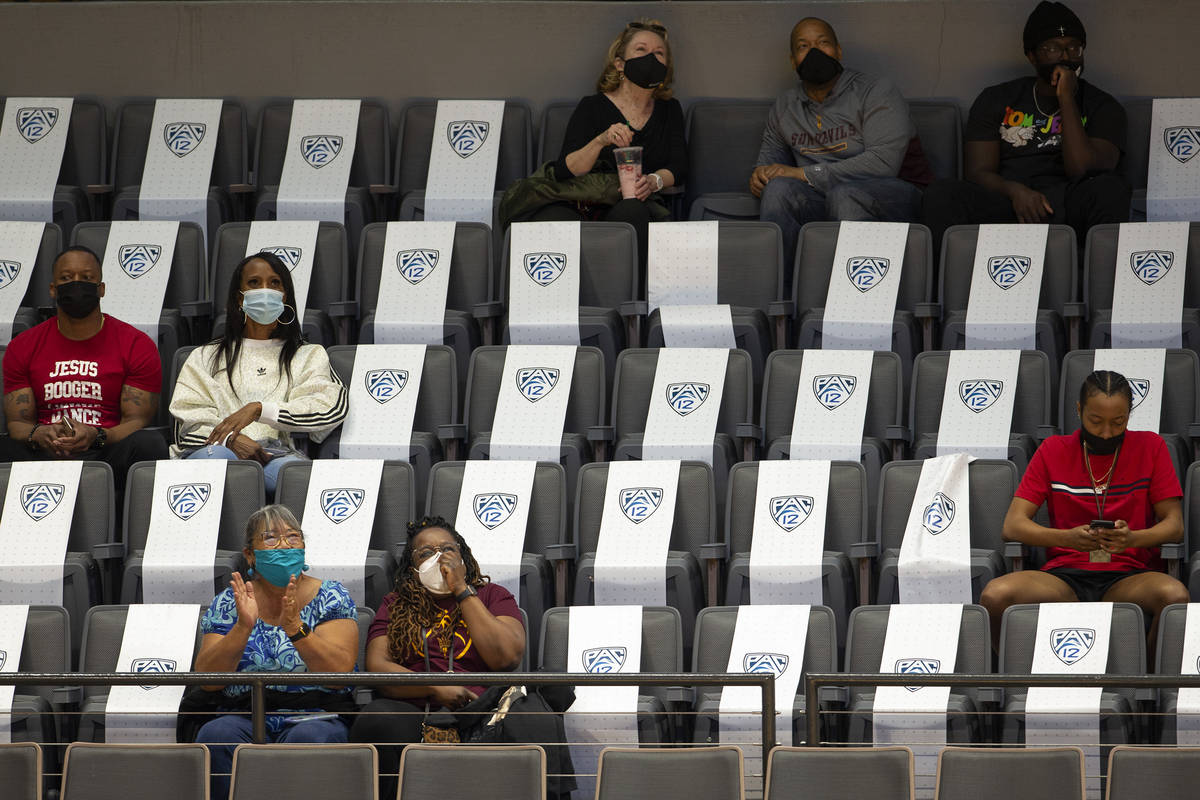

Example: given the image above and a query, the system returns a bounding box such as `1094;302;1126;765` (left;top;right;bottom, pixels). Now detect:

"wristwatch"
650;172;665;192
93;427;107;450
455;585;478;603
288;622;312;643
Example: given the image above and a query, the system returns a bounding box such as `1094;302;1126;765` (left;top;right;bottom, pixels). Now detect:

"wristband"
455;585;478;603
288;622;312;643
26;424;41;451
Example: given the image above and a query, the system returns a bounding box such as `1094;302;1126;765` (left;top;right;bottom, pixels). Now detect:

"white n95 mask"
417;553;452;596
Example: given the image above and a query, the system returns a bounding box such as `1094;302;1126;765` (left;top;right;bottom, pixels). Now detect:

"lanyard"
1082;442;1121;521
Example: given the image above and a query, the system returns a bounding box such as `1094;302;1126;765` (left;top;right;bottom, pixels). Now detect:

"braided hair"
386;516;490;662
1078;369;1133;412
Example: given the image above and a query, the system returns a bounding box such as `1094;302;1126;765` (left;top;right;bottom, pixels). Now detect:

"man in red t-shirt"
981;371;1188;653
0;246;167;496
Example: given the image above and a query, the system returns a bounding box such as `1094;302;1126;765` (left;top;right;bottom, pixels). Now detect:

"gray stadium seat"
684;99;774;222
1;222;63;341
60;742;209;800
536;101;577;168
1153;603;1196;744
764;745;915;800
400;744;546;800
595;746;744;800
208;221;349;346
230;743;377;800
1183;465;1200;598
0;742;41;800
1106;744;1200;799
909;349;1053;470
109;100;247;251
723;461;867;641
909;100;962;182
691;605;837;745
38;99;106;239
120;459;266;604
873;459;1017;605
2;608;69;763
1121;98;1153;222
934;746;1085;800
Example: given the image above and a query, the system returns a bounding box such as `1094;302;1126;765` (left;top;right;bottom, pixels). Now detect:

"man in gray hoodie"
751;18;932;272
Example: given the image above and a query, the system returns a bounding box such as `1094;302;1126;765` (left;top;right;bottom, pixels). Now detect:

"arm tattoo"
121;385;144;407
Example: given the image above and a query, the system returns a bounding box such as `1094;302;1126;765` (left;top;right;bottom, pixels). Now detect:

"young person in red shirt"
981;370;1187;650
0;246;167;496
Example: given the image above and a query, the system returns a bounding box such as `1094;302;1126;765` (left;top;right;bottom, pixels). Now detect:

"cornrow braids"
1078;369;1133;412
385;516;490;663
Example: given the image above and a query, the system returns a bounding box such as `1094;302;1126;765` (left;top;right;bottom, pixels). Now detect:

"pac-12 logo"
132;658;177;690
743;652;790;677
163;122;206;157
666;382;709;416
262;246;303;271
1164;126;1200;164
770;495;814;532
119;244;162;279
447;121;489;158
365;369;408;403
301;135;343;168
846;257;889;292
1051;628;1095;666
895;658;941;692
397;249;439;285
987;255;1031;289
321;488;365;524
1129;378;1150;410
812;374;857;410
620;487;663;524
959;379;1004;413
473;493;517;530
1130;250;1174;286
922;492;955;535
20;483;64;521
516;367;559;402
524;252;566;286
583;647;627;673
0;261;20;291
16;107;59;144
167;483;210;521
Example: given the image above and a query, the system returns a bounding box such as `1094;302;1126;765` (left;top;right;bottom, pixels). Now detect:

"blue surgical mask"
253;547;307;587
241;288;285;325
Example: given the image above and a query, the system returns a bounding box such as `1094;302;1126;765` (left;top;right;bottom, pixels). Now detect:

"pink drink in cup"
613;146;643;199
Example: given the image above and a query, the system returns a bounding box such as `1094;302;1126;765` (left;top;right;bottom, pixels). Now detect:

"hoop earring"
277;305;297;326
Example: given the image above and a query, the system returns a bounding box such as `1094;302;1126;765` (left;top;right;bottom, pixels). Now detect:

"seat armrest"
228;183;255;194
92;542;125;561
86;184;113;196
38;305;56;321
660;185;684;197
472;301;504;320
914;302;941;320
53;686;83;705
736;423;763;444
587;425;615;443
699;542;728;562
1062;301;1087;320
667;686;695;704
767;300;796;318
437;424;466;442
1135;687;1159;703
1188;423;1200;442
369;184;397;196
978;687;1005;706
1036;424;1059;443
179;300;213;319
545;543;577;562
885;425;910;444
618;300;648;318
849;541;878;559
328;300;359;321
1161;542;1185;560
818;686;848;706
1003;541;1025;559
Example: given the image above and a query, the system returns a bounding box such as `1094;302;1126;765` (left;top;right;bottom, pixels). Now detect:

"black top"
552;93;689;183
965;76;1126;186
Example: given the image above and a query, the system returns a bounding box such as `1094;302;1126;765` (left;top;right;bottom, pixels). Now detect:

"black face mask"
796;46;844;86
1080;427;1123;456
1036;61;1082;85
622;53;668;90
55;280;100;319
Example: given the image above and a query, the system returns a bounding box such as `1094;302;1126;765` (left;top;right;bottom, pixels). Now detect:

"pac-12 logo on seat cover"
20;483;64;521
958;379;1004;413
262;246;303;271
118;244;162;279
922;492;955;535
1130;250;1175;285
516;367;559;403
583;647;627;674
743;652;790;677
321;488;366;524
987;255;1031;289
473;493;518;530
524;252;567;286
620;487;663;524
0;651;6;670
666;382;709;416
396;249;440;285
813;374;857;410
895;658;941;692
0;261;21;291
16;107;59;144
132;657;177;690
365;369;408;404
447;121;490;158
1164;126;1200;164
163;122;206;157
1051;628;1096;666
300;135;343;168
167;483;211;521
846;256;889;292
770;495;814;532
1129;378;1150;410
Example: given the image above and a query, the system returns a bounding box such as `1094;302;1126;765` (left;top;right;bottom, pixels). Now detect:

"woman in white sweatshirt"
170;252;348;492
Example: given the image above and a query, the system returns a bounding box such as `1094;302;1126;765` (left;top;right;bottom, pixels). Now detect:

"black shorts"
1046;567;1149;603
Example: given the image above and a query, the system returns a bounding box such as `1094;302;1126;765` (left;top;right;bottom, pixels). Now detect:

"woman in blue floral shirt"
193;504;359;796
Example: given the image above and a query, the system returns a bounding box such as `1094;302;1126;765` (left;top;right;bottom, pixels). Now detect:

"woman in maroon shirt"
981;370;1188;652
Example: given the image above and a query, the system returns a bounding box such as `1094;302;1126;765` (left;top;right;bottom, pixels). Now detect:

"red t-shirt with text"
1015;430;1182;572
2;315;161;428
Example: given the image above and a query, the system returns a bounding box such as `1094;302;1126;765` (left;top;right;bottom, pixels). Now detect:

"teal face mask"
253;547;306;587
241;288;285;325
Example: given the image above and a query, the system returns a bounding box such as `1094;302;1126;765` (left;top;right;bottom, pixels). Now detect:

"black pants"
348;698;425;800
530;198;655;292
922;172;1131;262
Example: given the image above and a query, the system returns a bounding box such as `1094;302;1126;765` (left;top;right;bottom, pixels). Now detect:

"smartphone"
61;416;74;433
1090;519;1115;529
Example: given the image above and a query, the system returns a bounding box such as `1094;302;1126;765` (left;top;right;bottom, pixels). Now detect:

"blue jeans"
185;444;303;495
759;176;923;287
196;713;348;798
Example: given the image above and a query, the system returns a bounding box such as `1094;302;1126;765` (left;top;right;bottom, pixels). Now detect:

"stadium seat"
0;608;69;760
1152;603;1196;744
208;220;349;346
0;743;41;800
691;605;837;745
42;99;106;239
230;744;377;800
933;746;1085;800
684;99;774;222
1185;467;1200;599
873;459;1018;605
109;100;248;249
0;222;63;342
120;460;266;604
399;744;546;800
60;742;208;800
723;461;868;640
1121;98;1153;222
908;100;962;182
764;746;915;800
595;746;744;800
1106;744;1200;798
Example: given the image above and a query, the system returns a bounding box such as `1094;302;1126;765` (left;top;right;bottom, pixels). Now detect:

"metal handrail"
0;671;776;763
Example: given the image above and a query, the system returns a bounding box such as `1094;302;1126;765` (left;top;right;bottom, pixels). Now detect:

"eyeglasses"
627;21;667;35
1037;42;1084;59
414;544;460;562
259;528;304;548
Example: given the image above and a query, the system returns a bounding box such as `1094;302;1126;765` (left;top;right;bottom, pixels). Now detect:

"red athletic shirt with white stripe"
1014;429;1182;572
